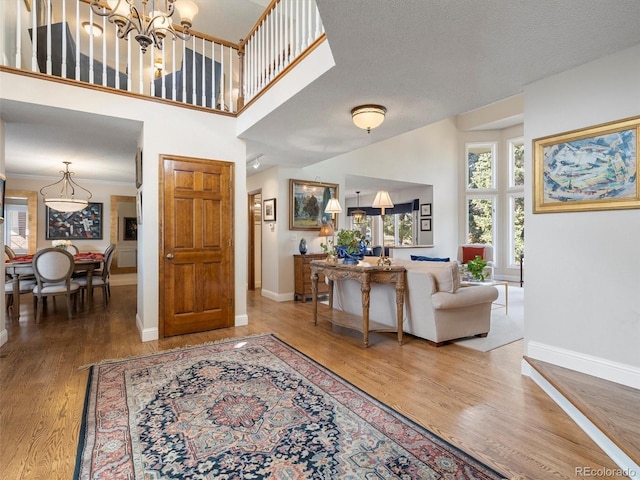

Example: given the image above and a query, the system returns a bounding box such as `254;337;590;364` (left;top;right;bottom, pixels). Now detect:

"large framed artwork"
289;179;338;230
533;116;640;213
46;202;103;240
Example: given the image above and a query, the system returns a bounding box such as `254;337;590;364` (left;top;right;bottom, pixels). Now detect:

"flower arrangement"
52;239;72;250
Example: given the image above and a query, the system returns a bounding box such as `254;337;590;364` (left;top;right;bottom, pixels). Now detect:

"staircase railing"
1;0;324;114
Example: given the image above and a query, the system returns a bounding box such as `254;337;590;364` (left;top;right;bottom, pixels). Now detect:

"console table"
310;260;406;347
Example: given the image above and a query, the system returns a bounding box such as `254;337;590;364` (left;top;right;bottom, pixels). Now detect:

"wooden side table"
310;260;406;347
294;254;328;302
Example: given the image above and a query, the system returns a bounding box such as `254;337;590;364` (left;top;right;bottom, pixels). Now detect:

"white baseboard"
0;328;7;347
235;314;249;326
522;360;640;476
527;341;640;389
137;313;158;342
261;289;294;302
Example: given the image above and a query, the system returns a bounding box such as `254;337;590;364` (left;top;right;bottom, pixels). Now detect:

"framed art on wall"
0;174;5;223
420;218;432;231
46;202;103;240
533;116;640;213
420;203;431;216
123;217;138;240
263;198;276;222
289;179;338;230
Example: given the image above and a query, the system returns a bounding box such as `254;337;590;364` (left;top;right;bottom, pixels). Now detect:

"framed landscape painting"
289;179;338;230
46;202;103;240
533;116;640;213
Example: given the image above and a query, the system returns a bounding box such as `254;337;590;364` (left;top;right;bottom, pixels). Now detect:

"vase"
298;238;308;254
336;241;366;265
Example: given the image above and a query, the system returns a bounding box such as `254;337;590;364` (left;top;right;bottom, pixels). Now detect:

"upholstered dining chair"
32;248;80;323
5;245;16;260
75;244;115;306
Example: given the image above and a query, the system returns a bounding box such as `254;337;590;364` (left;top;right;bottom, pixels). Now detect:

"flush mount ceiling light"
351;104;387;133
40;162;92;212
90;0;199;53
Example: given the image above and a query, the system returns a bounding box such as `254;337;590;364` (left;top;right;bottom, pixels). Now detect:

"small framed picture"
263;198;276;222
420;203;431;216
0;173;5;223
420;218;432;231
123;217;138;241
135;148;143;188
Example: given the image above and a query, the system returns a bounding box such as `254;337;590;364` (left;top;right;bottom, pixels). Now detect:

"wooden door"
159;155;234;337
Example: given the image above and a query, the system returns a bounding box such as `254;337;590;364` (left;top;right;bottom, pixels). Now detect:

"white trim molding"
526;341;640;389
137;314;159;342
522;360;640;476
235;314;249;327
261;289;294;302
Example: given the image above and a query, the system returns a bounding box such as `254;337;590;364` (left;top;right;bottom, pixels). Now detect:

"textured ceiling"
4;0;640;190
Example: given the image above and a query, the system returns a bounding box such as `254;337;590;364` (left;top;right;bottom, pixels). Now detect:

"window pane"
512;196;525;262
383;214;394;246
467;145;494;189
512;141;525;187
398;213;413;246
6;205;29;254
467;198;493;244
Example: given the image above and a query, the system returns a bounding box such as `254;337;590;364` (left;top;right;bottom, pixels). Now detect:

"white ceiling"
4;0;640;194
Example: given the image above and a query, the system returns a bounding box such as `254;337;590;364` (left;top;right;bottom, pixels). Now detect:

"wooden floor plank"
0;286;632;479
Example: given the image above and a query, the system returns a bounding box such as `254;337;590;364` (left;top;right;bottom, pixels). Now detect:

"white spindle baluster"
14;0;21;67
45;1;51;74
276;2;281;73
191;37;196;105
301;0;307;50
100;10;107;86
75;3;80;80
30;0;37;71
228;45;233;112
307;0;313;46
213;41;217;107
269;9;274;80
138;37;143;93
126;32;132;91
219;42;224;109
171;40;176;100
114;15;120;90
180;40;187;103
295;0;300;57
61;0;66;78
201;37;206;107
284;0;290;67
315;2;322;38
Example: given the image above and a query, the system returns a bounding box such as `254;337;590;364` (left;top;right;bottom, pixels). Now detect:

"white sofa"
332;257;499;345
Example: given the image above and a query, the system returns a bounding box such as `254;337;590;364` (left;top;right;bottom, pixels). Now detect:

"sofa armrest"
431;285;498;310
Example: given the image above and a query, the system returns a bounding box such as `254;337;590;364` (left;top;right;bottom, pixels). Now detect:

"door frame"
247;189;261;290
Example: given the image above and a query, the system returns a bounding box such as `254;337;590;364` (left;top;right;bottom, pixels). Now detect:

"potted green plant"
466;255;488;281
335;228;368;264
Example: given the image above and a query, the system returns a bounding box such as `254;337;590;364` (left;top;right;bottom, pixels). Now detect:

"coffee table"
460;279;509;315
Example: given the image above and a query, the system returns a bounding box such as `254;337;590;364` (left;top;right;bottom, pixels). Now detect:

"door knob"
166;253;174;259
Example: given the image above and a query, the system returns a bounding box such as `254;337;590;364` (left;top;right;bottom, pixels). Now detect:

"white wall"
307;117;460;259
524;44;640;388
1;72;247;341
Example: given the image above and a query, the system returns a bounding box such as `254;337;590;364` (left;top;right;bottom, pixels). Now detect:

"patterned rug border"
75;333;507;479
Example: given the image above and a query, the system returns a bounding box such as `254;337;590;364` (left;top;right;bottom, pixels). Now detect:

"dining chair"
5;245;16;260
67;244;79;255
75;244;115;306
32;248;80;323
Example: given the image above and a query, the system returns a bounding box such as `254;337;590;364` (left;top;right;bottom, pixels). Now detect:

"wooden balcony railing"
1;0;325;114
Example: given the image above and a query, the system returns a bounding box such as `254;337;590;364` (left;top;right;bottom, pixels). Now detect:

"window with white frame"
508;138;525;266
466;143;496;247
4;203;29;254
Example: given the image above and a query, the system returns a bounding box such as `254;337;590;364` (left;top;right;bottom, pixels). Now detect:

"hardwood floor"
0;286;628;479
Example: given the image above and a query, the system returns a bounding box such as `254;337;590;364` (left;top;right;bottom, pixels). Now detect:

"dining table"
5;251;104;320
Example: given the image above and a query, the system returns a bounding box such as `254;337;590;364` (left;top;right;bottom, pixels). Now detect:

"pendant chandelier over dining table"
40;162;92;213
90;0;199;53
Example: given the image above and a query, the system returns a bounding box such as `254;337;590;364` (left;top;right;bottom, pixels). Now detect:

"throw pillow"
462;246;485;264
411;255;450;262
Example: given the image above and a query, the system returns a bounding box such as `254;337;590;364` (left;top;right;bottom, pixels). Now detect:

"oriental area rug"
75;334;505;479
